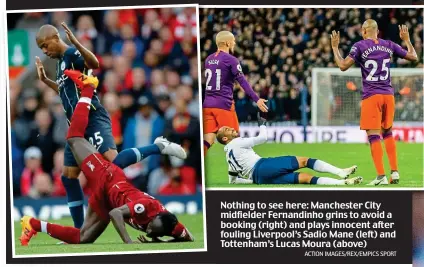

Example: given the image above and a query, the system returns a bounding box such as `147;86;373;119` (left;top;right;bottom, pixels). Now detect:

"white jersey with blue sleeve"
224;125;268;183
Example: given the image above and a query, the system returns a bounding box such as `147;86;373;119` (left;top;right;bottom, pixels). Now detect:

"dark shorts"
252;156;300;185
64;113;116;167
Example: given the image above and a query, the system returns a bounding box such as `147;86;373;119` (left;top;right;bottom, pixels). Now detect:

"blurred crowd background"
200;8;423;124
9;8;202;199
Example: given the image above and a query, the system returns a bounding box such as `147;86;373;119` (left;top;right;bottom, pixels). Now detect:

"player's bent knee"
296;157;308;168
103;149;118;162
298;173;314;184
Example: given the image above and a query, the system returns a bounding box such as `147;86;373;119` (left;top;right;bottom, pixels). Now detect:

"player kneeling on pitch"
217;115;363;185
20;70;194;245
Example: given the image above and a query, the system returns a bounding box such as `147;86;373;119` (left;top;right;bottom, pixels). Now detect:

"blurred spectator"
14;89;39;147
200;8;423;123
122;96;165;190
10;8;201;198
164;99;201;190
15;13;47;30
27;108;58;172
20;147;44;196
147;155;173;195
103;92;123;150
28;172;53;199
158;169;192;195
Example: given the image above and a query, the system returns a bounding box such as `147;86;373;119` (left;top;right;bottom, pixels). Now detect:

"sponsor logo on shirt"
86;161;95;172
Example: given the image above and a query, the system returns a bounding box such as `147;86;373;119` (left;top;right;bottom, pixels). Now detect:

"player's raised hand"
61;22;78;45
35;56;47;81
257;112;267;126
330;30;340;49
256;98;268;113
398;25;410;42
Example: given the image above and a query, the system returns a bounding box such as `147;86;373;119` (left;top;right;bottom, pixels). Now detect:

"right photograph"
200;8;424;188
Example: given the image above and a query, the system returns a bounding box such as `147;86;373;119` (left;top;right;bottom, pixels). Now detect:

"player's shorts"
360;94;395;130
64;112;116;167
251;156;300;184
203;103;239;134
81;153;126;221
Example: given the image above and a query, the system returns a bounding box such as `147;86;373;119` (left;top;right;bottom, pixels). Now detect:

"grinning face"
36;36;62;59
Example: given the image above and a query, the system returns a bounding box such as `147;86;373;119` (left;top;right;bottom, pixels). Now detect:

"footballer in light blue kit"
35;23;117;229
216;115;363;185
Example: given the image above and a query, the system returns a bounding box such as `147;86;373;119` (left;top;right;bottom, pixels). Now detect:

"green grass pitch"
14;213;204;255
206;143;423;188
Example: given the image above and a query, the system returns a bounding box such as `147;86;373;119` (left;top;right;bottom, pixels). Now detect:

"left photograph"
7;5;205;256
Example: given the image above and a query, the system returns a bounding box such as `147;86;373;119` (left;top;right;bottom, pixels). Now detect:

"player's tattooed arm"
109;204;137;244
61;22;100;69
35;56;59;93
398;25;418;62
330;31;355;71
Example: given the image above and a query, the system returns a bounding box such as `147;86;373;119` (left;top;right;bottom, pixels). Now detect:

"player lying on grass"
330;20;418;185
20;70;194;245
216;116;362;185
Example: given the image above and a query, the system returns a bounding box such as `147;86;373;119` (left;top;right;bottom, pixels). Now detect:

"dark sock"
113;144;161;169
61;176;84;228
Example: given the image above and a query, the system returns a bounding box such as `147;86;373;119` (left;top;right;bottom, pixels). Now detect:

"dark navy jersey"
55;47;106;123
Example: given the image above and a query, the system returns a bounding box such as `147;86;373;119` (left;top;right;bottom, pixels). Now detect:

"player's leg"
62;151;85;229
20;205;108;245
203;108;219;155
112;139;186;169
381;95;399;184
297;173;363;185
299;157;357;179
360;95;388;185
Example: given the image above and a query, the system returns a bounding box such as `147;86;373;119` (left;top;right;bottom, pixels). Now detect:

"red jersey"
81;153;187;238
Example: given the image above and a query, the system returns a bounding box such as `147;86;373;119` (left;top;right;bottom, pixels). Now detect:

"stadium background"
8;7;204;225
200;8;423;187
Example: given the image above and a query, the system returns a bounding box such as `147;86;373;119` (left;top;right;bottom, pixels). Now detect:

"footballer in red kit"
20;70;194;245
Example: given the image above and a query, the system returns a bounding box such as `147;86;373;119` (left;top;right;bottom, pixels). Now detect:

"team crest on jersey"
350;46;357;54
134;203;145;214
61;61;66;71
86;161;95;172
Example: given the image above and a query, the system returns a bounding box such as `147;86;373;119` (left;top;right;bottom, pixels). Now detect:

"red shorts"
203;103;239;134
360;94;395;130
81;153;127;221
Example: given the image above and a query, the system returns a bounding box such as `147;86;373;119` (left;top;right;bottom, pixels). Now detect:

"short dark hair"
216;130;227;145
148;212;178;237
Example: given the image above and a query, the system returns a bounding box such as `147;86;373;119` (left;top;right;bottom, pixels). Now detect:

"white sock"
316;177;345;185
79;97;92;105
312;160;343;176
41;221;48;233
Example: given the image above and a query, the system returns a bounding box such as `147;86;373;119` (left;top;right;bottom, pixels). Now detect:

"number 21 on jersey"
205;68;221;90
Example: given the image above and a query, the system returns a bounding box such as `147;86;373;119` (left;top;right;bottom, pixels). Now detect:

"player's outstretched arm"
61;22;99;69
330;31;355;71
109;204;137;244
35;56;59;93
238;124;268;148
398;25;418;62
229;170;253;184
